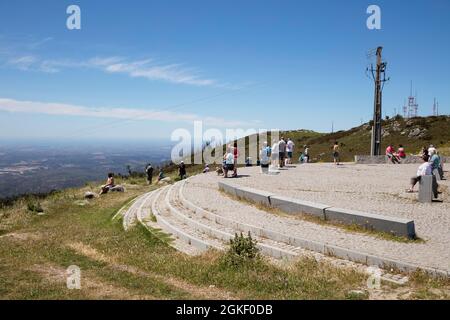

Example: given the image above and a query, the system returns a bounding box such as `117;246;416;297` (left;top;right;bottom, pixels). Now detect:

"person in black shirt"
179;161;187;180
145;164;154;185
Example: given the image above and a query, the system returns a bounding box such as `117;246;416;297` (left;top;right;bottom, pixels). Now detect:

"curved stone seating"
115;179;448;279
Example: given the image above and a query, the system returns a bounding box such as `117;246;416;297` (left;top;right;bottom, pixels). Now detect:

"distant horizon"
2;113;450;147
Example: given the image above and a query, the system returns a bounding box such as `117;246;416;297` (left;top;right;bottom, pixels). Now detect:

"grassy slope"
1;174;449;300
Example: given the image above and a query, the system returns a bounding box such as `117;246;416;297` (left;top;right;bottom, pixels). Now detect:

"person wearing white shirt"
407;154;432;192
223;147;235;178
286;138;295;165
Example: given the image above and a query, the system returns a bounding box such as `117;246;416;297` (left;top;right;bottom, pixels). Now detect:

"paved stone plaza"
183;163;450;273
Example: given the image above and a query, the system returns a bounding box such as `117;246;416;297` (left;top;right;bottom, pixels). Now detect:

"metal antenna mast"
367;46;389;156
433;98;439;116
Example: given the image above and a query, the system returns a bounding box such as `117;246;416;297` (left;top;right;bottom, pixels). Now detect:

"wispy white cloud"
0;98;257;127
28;37;54;49
3;52;219;87
0;35;239;88
7;55;39;71
87;57;217;86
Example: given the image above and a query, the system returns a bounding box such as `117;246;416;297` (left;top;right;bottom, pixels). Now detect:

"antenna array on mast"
403;81;419;118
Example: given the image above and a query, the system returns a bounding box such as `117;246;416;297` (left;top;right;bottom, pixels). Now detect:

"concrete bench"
218;181;237;196
419;175;438;203
234;187;273;206
324;207;416;238
270;195;328;219
432;169;441;181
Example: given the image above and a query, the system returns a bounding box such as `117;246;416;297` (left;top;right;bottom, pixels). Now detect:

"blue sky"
0;0;449;141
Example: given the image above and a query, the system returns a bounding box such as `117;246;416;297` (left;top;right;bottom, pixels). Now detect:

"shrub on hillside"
221;232;260;268
26;200;43;213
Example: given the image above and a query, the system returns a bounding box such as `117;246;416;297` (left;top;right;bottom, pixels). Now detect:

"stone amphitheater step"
116;182;410;284
151;186;225;253
166;180;409;284
184;177;450;277
165;182;307;260
122;193;151;230
132;188;203;255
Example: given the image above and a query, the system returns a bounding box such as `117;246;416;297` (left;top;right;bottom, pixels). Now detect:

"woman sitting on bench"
386;145;400;164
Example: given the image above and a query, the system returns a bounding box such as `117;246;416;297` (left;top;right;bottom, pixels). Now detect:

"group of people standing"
144;163;178;184
258;137;295;172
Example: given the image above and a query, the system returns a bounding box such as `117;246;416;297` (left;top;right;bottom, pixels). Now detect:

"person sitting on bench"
157;169;165;182
386;145;400;164
397;144;406;161
407;155;431;193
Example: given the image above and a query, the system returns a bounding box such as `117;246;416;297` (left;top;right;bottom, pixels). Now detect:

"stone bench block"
270;195;328;219
419;175;438;203
324;207;416;238
218;181;237;197
235;187;274;206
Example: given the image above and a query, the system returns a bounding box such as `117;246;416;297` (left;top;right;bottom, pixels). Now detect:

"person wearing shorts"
223;148;235;178
286;138;294;165
333;141;340;165
233;141;238;177
278;137;286;168
260;141;270;174
304;145;309;163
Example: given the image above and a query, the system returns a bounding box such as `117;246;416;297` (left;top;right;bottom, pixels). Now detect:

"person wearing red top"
397;144;406;159
232;141;238;177
386;145;400;164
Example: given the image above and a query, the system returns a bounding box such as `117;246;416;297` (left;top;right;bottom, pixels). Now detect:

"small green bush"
26;200;44;213
221;232;260;268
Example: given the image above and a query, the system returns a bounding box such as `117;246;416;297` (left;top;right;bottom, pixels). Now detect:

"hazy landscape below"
0;139;174;199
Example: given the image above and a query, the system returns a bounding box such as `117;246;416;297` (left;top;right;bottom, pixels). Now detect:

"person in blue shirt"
429;150;444;180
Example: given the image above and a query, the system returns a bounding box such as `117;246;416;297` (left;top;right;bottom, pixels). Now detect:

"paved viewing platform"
119;163;450;278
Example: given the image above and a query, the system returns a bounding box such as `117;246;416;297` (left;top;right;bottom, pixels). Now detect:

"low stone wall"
324;207;415;238
218;181;416;238
354;155;449;164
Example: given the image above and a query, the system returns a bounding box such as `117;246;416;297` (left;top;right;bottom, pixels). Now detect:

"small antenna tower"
402;99;407;118
432;98;440;116
405;81;419;118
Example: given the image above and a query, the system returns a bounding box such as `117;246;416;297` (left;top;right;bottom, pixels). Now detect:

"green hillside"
162;115;450;176
246;115;450;163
